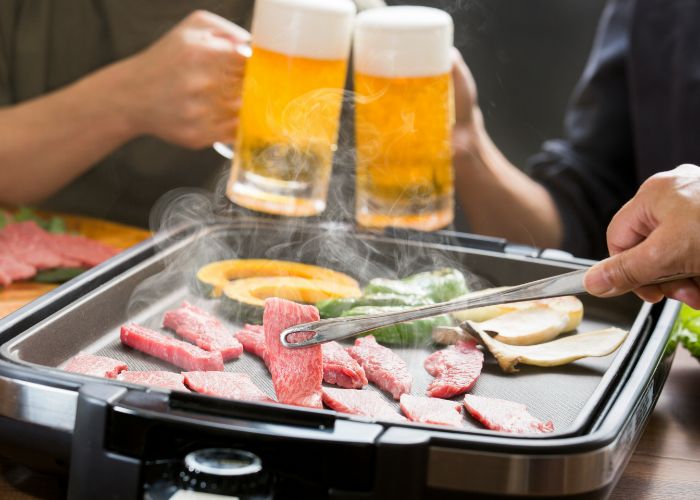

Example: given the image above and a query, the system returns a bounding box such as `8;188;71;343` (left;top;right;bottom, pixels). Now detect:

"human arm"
0;10;248;205
453;0;635;257
583;164;700;308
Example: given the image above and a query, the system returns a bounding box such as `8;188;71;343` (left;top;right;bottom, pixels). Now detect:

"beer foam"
252;0;356;60
354;6;453;78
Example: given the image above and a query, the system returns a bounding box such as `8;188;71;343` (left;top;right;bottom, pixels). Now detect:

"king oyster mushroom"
462;320;629;373
452;291;583;331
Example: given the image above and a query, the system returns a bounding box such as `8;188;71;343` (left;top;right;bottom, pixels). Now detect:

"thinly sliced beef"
0;221;64;269
0;255;36;285
400;394;463;427
322;387;406;422
63;353;127;379
424;340;484;398
235;327;367;389
463;394;554;434
163;302;243;360
117;371;188;391
235;325;267;362
183;371;272;402
120;323;224;371
322;341;368;389
264;298;323;408
347;335;412;400
47;233;120;267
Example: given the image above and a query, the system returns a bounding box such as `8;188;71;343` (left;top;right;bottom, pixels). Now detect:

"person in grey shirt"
0;0;379;226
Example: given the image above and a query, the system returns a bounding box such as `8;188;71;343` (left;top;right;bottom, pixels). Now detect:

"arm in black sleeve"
527;0;637;259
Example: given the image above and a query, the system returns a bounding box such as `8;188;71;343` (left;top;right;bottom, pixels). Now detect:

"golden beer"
227;0;355;217
354;6;454;231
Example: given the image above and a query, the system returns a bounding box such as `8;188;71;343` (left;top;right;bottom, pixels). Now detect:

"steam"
127;81;492;350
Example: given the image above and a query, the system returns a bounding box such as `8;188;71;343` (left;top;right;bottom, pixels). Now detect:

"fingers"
451;48;477;126
186;10;251;43
604;196;653;256
583;229;674;297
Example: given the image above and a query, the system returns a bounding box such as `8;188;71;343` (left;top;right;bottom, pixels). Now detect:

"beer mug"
354;6;455;231
225;0;356;217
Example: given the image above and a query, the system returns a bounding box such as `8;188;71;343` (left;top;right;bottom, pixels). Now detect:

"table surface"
0;347;697;499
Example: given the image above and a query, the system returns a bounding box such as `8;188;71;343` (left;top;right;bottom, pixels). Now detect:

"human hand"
120;10;249;149
451;48;482;158
584;164;700;308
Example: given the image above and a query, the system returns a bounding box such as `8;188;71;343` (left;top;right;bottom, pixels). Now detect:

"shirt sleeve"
526;0;636;259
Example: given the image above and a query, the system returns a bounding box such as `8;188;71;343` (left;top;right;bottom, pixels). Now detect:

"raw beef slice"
235;325;267;362
322;387;406;422
120;323;224;371
424;340;484;398
321;341;368;389
63;353;127;378
0;255;36;285
463;394;554;434
0;221;64;269
263;298;323;408
400;394;463;427
183;371;272;402
347;335;412;400
163;302;243;360
47;233;120;267
118;371;188;391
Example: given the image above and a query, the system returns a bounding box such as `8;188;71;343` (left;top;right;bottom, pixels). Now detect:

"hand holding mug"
121;10;250;149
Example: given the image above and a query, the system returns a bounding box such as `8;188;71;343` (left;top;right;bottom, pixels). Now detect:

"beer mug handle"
213;43;252;161
213;141;234;160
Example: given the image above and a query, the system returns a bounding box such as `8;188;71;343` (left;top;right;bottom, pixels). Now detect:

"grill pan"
0;217;679;499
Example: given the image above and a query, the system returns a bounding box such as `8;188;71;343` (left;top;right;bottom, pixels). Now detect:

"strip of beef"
63;353;127;379
47;233;120;267
118;371;189;391
424;340;484;398
235;327;367;389
120;323;224;371
322;387;406;422
235;325;268;362
264;298;323;408
0;221;64;269
347;335;412;400
163;302;243;360
183;371;272;402
322;341;368;389
0;255;36;285
463;394;554;434
400;394;463;427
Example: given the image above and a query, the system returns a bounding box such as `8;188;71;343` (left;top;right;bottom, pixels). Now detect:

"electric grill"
0;217;679;499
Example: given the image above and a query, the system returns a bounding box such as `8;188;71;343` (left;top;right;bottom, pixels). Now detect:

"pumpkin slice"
197;259;360;298
222;277;362;323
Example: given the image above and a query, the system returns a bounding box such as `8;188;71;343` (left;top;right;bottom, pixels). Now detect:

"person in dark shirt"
454;0;700;306
453;0;700;260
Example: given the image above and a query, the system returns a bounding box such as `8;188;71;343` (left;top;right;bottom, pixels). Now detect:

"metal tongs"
279;269;691;348
280;268;591;348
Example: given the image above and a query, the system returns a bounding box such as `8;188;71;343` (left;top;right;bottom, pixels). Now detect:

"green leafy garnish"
671;305;700;358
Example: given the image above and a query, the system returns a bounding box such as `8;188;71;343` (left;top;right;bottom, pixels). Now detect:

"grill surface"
1;221;647;437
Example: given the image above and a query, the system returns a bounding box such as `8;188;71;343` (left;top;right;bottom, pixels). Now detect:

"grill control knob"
177;448;273;499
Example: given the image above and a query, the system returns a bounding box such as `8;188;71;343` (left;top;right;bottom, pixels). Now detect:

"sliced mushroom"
479;304;570;345
463;321;629;373
452;292;583;334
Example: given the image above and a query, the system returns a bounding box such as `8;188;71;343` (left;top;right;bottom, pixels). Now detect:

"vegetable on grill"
196;259;360;298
